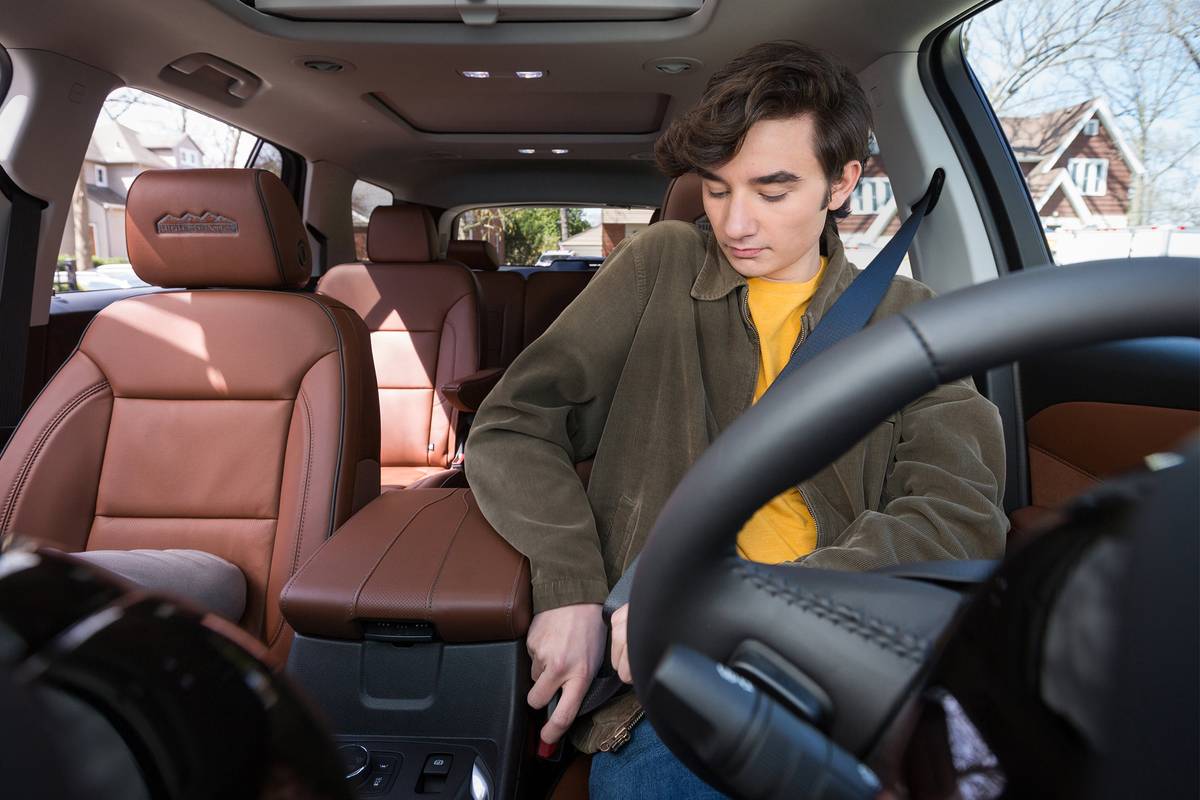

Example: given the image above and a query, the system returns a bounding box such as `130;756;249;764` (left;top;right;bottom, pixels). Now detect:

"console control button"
423;754;453;776
372;754;399;773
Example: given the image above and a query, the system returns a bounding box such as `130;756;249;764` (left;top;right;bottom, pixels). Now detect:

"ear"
829;160;864;211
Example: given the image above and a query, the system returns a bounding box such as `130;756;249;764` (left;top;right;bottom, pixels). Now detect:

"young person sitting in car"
466;40;1007;798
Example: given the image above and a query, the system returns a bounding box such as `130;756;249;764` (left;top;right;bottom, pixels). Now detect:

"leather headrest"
367;205;437;263
126;169;311;289
661;172;706;224
446;239;500;271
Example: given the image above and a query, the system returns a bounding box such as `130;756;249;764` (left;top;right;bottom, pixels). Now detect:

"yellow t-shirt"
735;257;827;563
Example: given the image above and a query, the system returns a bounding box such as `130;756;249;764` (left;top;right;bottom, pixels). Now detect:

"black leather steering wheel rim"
627;258;1200;793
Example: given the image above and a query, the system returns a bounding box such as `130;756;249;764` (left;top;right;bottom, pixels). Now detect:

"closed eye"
761;193;788;202
706;189;729;199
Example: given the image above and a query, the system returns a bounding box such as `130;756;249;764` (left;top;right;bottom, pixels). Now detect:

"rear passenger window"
454;206;653;266
250;141;284;178
352;180;393;260
58;88;265;293
964;0;1200;263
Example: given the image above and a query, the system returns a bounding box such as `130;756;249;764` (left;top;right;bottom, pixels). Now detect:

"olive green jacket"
465;219;1007;752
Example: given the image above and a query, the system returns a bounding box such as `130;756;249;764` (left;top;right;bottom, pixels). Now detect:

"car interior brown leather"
318;206;481;491
0;169;381;664
660;171;706;224
440;367;505;413
1026;401;1198;506
449;239;526;369
1010;401;1198;541
280;488;532;643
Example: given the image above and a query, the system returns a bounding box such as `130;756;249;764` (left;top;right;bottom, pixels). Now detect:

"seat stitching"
733;562;929;662
427;492;471;622
350;492;456;622
269;387;315;647
2;381;109;532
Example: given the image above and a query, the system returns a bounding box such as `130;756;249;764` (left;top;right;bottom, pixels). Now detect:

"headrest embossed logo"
155;212;239;236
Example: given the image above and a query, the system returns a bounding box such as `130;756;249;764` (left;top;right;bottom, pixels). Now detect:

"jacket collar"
690;218;857;328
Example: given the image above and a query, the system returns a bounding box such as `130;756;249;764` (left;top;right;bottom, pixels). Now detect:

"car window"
963;0;1200;264
57;88;265;293
351;180;393;260
250;141;284;179
453;207;653;266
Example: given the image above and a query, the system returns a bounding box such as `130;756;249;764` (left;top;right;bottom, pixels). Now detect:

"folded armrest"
280;488;532;642
439;367;505;413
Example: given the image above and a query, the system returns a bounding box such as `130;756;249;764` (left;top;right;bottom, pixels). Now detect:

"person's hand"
525;603;606;745
609;603;632;684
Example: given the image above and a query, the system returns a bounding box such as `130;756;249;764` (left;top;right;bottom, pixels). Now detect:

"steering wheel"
627;257;1200;797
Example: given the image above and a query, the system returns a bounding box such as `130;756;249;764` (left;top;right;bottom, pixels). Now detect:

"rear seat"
448;239;524;369
319;206;480;491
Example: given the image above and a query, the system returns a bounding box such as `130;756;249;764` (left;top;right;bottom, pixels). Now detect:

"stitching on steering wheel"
898;313;943;380
733;562;929;662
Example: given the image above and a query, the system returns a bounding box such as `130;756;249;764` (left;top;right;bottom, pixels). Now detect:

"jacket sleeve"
466;239;648;614
796;375;1009;571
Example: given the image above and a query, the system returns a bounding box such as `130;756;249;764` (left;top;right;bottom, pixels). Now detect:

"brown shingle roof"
999;99;1096;161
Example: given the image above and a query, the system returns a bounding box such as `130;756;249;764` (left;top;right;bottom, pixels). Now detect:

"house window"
94;165;107;187
851;177;893;215
179;148;199;167
1083;119;1099;136
1068;157;1108;196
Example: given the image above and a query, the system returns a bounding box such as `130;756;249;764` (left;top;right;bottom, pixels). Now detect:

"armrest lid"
281;489;531;642
440;367;505;413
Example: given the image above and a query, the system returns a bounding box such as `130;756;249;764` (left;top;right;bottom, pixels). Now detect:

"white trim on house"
1033;169;1096;226
1067;157;1109;196
1036;99;1145;177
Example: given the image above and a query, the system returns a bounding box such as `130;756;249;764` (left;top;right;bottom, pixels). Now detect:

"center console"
281;489;534;799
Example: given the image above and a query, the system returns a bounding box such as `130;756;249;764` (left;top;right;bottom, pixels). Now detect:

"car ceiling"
0;0;977;206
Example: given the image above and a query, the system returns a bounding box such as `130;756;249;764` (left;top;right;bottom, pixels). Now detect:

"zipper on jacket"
597;707;645;753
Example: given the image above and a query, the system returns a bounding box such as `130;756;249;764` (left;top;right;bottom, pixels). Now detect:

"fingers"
540;676;587;745
610;603;631;683
613;640;632;684
527;662;561;710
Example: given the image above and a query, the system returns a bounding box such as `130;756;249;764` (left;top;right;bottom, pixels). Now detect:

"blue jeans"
588;720;728;800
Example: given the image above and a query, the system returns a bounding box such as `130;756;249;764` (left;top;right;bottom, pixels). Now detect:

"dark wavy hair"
655;41;873;218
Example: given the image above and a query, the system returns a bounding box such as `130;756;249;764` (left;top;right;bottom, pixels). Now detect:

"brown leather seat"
522;270;592;348
0;168;381;664
448;239;525;369
319;207;481;491
659;171;706;224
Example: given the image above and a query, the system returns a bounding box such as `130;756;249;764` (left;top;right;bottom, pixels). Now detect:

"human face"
699;116;862;282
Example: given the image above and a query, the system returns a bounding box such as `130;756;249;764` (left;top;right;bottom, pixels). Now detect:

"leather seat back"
0;169;380;663
447;239;524;369
318;207;480;488
523;271;592;348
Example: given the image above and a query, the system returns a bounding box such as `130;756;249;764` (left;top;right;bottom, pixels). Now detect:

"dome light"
460;70;491;79
515;71;546;79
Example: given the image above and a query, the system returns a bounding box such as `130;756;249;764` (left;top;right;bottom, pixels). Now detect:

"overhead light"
515;70;546;79
461;70;491;79
303;60;343;73
551;148;569;155
517;148;536;154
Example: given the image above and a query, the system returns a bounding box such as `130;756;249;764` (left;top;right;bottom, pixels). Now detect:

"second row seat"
318;206;479;491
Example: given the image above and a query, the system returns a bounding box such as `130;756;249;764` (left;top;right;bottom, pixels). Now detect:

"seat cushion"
72;549;246;622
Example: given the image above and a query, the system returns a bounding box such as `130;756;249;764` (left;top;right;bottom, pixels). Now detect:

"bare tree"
964;0;1138;113
1099;1;1200;223
71;167;94;273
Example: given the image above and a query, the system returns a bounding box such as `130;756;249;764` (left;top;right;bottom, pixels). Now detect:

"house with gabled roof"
59;116;205;260
842;98;1145;245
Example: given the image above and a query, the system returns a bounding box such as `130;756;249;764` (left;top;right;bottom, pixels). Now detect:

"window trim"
850;177;893;215
94;164;107;187
1083;119;1100;136
1067;157;1108;196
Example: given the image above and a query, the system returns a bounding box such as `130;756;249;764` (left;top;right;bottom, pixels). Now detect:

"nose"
722;191;757;241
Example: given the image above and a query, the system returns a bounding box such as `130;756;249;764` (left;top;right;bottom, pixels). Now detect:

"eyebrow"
695;168;802;186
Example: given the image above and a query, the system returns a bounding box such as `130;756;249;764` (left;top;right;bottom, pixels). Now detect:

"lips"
729;246;765;258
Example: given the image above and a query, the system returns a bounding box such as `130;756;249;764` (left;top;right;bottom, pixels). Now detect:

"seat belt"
562;170;946;722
